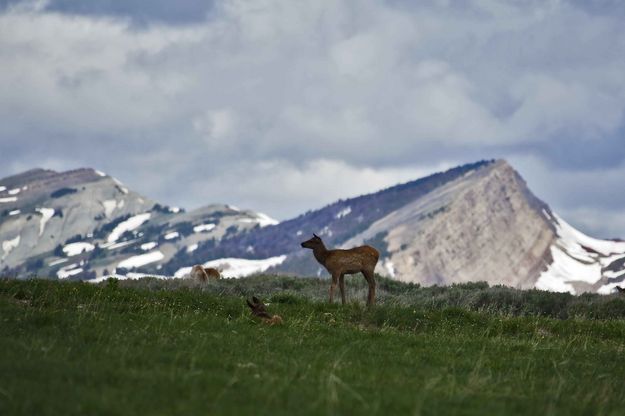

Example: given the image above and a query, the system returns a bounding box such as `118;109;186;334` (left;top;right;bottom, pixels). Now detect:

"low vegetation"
2;276;625;415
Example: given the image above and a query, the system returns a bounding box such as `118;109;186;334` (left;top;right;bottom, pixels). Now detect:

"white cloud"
509;154;625;237
185;158;453;218
0;0;624;234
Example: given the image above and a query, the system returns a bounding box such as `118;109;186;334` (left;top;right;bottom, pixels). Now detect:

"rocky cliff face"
341;161;556;288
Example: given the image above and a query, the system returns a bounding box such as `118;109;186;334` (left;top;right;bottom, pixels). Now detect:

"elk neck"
312;242;330;265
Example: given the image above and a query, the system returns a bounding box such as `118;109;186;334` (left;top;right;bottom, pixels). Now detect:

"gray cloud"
0;0;624;236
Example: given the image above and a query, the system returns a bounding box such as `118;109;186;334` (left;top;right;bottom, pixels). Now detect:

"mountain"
168;159;625;294
2;160;624;294
0;168;277;279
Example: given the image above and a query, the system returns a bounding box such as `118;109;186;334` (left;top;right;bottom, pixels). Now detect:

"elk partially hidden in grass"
246;296;283;325
301;234;380;306
190;265;221;282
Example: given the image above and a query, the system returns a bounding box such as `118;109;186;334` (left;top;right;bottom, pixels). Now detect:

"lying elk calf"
301;233;379;306
246;296;283;325
190;265;221;282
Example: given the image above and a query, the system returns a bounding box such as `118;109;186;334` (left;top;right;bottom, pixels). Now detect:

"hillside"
0;168;276;279
2;278;625;415
170;160;625;294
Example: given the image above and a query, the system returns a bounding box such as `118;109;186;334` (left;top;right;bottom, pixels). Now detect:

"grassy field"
2;276;625;415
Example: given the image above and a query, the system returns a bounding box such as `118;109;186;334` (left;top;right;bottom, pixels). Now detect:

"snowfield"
117;250;164;269
2;235;20;256
164;231;179;240
336;206;352;219
193;223;216;233
256;213;279;227
174;255;287;279
35;208;55;236
140;242;158;251
536;213;625;294
107;213;151;243
57;264;83;279
63;242;95;257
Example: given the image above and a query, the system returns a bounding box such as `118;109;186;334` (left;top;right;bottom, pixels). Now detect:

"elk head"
246;296;272;320
300;233;323;249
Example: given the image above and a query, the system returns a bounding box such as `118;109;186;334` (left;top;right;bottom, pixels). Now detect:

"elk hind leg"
339;274;346;305
362;269;376;306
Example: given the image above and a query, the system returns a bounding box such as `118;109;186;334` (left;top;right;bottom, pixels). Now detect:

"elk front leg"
363;269;376;306
339;273;346;305
329;273;339;304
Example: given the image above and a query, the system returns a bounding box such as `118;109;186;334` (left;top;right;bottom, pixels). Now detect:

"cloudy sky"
1;0;624;238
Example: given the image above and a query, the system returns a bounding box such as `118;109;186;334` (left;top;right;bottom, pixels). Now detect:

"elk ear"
252;296;261;304
246;299;255;309
313;233;319;238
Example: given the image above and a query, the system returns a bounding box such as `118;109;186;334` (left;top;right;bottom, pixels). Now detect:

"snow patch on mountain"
256;212;279;227
117;250;164;269
49;258;68;267
9;210;20;216
164;231;179;240
336;206;352;219
105;240;137;251
193;223;215;233
57;263;83;279
2;235;20;257
0;197;18;203
174;255;287;279
140;242;158;251
107;213;151;243
536;213;625;294
63;242;95;256
35;208;55;236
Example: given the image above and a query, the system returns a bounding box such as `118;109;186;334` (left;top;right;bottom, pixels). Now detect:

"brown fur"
246;296;283;325
301;234;379;306
616;286;625;293
204;267;221;280
190;265;220;282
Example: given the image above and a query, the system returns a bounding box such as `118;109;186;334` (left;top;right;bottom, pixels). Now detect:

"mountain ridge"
1;160;624;294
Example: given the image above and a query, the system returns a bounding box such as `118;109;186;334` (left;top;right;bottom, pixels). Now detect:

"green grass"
2;277;625;415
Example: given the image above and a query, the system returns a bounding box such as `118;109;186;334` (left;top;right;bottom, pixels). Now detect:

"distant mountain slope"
165;159;625;294
2;160;624;295
164;160;492;273
0;168;275;279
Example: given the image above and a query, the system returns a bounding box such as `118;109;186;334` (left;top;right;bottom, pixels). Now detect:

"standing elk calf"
301;234;379;306
190;265;221;282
